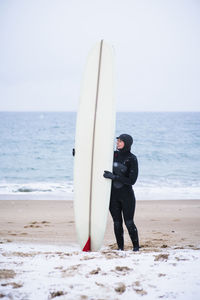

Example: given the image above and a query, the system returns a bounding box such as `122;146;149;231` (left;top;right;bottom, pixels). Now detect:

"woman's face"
117;139;125;150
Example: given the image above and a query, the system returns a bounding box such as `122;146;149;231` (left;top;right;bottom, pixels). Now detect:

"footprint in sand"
132;281;148;296
133;281;141;287
108;243;117;250
115;282;126;294
80;255;95;261
61;264;82;277
41;221;51;226
134;288;148;296
1;282;23;289
95;282;105;287
0;239;12;244
161;244;168;248
24;221;51;229
50;291;66;298
90;267;101;275
175;256;189;261
0;269;16;279
103;252;122;260
80;296;88;300
113;266;132;276
154;254;169;261
25;224;41;228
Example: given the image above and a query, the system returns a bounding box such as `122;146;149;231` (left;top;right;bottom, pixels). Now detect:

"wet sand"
0;200;200;250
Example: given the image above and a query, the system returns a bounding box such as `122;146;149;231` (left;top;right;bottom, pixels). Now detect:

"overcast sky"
0;0;199;112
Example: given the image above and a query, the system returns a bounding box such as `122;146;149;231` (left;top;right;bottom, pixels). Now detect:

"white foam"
0;181;200;200
0;182;74;200
135;185;200;200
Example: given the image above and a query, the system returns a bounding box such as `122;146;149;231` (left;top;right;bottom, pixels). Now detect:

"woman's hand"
103;171;116;180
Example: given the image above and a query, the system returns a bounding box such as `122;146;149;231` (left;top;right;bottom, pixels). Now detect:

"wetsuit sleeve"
115;156;138;186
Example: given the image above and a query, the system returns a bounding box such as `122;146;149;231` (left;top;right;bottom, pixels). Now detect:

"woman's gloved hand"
103;170;116;180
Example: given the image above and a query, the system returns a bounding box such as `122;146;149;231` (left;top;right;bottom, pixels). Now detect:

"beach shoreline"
0;199;199;250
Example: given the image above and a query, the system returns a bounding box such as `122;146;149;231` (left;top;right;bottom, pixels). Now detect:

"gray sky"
0;0;200;112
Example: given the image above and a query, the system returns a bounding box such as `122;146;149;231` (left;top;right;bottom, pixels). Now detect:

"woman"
103;134;139;251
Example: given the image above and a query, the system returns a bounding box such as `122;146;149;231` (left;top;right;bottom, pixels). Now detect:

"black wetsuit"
109;149;139;250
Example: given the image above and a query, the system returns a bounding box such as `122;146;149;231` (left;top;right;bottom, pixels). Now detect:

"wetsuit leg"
109;195;124;250
121;188;139;250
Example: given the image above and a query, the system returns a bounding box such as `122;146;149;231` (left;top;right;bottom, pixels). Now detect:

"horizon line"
0;110;200;113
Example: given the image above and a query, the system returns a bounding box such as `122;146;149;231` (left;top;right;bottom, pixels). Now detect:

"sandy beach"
1;200;200;300
0;199;200;250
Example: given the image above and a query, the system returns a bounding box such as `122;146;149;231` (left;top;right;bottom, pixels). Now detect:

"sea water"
0;112;199;200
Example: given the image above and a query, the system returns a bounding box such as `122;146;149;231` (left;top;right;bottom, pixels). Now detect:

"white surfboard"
74;40;115;251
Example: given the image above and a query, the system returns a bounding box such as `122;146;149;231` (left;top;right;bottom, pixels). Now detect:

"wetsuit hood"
116;134;133;152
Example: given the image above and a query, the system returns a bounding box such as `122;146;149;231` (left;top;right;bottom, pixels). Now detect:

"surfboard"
74;40;115;251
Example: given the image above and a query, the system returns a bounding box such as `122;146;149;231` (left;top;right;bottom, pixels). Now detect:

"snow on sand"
0;243;200;300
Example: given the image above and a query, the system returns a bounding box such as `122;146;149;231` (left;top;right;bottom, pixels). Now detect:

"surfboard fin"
82;237;91;251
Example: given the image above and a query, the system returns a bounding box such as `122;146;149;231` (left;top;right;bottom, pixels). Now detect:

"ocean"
0;112;199;200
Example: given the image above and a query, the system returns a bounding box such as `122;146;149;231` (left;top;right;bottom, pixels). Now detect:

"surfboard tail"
82;237;91;251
